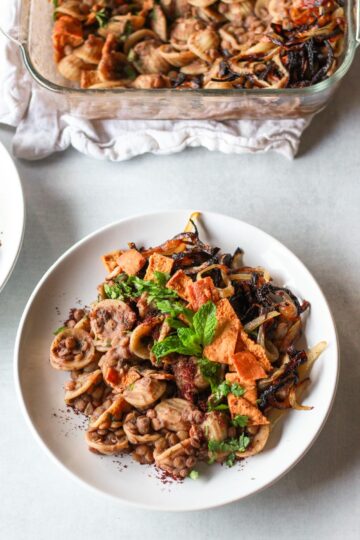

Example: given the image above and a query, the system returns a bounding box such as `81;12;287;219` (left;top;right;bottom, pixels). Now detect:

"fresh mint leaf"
177;327;202;357
156;299;194;323
193;301;217;346
231;415;249;428
152;335;194;359
166;317;188;330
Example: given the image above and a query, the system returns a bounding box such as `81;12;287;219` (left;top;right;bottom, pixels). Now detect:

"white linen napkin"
0;3;312;161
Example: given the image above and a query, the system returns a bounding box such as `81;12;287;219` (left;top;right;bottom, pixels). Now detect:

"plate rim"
14;210;340;511
0;141;26;294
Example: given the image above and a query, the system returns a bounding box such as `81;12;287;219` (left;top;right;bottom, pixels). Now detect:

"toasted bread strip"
188;277;220;311
166;269;193;301
236;326;272;372
226;372;257;405
203;298;240;364
232;351;267;381
228;394;269;425
144;253;174;281
101;249;123;272
117;249;146;276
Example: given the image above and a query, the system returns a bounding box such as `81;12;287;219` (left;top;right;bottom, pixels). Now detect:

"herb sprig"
208;433;250;457
151;301;217;361
207;380;245;411
95;8;110;28
104;272;178;304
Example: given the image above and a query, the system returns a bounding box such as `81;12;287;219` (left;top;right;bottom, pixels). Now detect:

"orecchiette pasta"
49;213;326;480
51;0;345;89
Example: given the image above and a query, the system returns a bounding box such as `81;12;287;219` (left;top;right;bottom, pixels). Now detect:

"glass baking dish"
2;0;360;120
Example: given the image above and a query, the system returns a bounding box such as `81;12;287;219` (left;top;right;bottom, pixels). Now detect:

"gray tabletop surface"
1;53;360;540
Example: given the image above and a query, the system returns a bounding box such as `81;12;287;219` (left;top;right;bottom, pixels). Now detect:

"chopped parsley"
53;325;66;335
231;415;249;428
103;272;178;304
208;433;251;455
225;453;236;467
197;358;221;393
189;470;199;480
207;380;245;411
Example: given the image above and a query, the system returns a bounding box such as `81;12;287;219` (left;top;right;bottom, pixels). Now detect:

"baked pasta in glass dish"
51;0;346;90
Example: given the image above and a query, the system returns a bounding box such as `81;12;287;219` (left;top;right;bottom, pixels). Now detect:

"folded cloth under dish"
0;3;312;161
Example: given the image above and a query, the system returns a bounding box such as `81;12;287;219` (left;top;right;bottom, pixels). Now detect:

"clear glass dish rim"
18;0;359;98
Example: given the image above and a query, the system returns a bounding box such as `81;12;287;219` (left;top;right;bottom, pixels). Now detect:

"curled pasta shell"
196;6;227;23
180;59;209;75
64;369;103;404
57;54;93;81
202;411;229;441
170;18;205;51
73;35;104;64
86;427;129;455
123;377;166;409
89;395;129;431
154;437;192;471
254;0;271;18
99;349;141;393
188;0;217;6
151;5;168;42
55;1;88;20
132;73;171;88
90;299;137;348
124;29;159;55
129;316;163;359
205;80;235;89
50;328;96;371
157;45;196;67
187;28;220;62
131;39;171;74
155;398;192;432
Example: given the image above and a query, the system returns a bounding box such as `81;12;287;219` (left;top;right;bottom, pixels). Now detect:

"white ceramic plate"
15;211;338;511
0;142;25;293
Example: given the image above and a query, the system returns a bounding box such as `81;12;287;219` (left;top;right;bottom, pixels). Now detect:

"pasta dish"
51;0;345;90
49;214;325;479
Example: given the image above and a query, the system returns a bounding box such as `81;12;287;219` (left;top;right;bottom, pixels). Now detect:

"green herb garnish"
225;453;236;467
103;272;178;304
151;301;217;361
53;325;66;335
207;380;245;411
231;415;249;428
208;433;251;455
197;358;221;393
95;8;109;28
189;470;199;480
